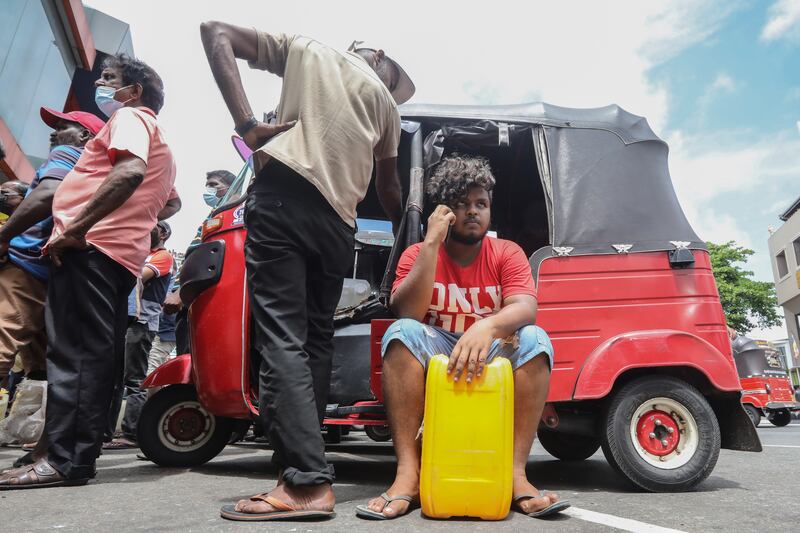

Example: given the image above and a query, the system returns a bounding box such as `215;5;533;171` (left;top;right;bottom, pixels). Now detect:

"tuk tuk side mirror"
668;246;695;269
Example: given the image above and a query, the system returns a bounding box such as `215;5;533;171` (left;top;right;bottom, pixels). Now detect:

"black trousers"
245;160;354;487
44;249;135;479
106;321;155;441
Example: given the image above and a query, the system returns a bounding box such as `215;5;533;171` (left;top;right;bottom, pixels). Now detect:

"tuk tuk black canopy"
731;336;789;378
398;102;705;256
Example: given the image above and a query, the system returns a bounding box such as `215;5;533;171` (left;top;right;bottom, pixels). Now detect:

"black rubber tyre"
600;376;720;492
365;425;392;442
538;429;600;461
767;409;792;427
743;404;761;428
323;426;342;444
138;385;234;467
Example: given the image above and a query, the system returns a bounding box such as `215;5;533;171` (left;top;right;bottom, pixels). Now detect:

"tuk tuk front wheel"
600;376;720;492
743;404;761;427
138;385;234;467
537;429;600;461
767;409;791;427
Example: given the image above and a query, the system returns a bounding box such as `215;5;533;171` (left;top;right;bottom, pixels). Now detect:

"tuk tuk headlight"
201;215;224;239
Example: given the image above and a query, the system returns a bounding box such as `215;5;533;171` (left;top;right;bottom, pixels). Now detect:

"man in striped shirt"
0;108;105;382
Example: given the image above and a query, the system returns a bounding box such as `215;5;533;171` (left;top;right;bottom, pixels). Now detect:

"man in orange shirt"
0;54;180;489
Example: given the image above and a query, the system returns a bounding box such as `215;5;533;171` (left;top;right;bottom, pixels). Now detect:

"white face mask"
95;85;133;117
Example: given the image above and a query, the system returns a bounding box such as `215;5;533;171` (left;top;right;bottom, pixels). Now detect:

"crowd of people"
0;21;565;522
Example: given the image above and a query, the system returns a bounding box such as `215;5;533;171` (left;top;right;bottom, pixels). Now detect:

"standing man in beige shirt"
201;22;414;521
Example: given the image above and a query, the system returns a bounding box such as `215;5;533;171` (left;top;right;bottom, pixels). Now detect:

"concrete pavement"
0;424;798;532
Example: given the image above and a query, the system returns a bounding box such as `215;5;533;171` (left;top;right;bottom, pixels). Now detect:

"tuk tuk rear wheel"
138;385;234;467
767;409;791;427
600;376;720;492
743;404;761;427
537;429;600;461
365;425;392;442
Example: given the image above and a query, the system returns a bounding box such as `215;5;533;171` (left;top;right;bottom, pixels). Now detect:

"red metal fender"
142;354;193;389
573;330;741;400
741;395;767;409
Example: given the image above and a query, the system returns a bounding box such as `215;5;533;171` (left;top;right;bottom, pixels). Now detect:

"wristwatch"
235;116;258;137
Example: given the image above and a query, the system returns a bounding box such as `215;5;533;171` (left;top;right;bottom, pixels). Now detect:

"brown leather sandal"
0;459;89;490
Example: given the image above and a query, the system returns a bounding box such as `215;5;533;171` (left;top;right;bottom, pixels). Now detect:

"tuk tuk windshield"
212;161;251;213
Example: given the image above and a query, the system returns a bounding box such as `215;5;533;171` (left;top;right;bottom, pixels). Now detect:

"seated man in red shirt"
357;155;567;520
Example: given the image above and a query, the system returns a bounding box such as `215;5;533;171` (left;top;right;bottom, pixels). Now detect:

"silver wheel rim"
157;400;216;453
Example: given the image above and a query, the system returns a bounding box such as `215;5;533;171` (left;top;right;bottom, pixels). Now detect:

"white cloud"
667;130;800;280
642;0;745;62
709;73;736;93
761;0;800;42
695;73;737;125
81;0;747;254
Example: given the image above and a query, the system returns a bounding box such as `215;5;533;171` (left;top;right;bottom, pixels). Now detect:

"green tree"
707;241;780;333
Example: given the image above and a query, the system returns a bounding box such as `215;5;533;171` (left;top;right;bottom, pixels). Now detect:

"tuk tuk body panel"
536;250;736;401
741;376;798;410
142;353;193;388
187;211;253;419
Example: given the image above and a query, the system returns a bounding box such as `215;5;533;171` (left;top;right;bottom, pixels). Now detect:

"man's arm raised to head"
200;21;260;128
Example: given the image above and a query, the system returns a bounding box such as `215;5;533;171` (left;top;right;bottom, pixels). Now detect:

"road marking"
96;459;150;470
327;452;382;462
763;444;800;448
565;507;687;533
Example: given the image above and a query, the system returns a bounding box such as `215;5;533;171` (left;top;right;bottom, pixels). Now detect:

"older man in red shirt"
0;54;180;489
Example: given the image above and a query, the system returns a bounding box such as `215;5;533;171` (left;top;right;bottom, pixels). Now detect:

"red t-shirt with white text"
392;237;536;333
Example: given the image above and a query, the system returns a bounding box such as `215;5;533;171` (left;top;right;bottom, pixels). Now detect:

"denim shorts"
381;318;554;371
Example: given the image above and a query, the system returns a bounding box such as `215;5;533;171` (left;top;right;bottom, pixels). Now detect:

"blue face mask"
95;85;132;117
203;187;221;207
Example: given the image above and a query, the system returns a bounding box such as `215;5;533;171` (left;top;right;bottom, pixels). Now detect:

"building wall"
0;2;134;180
768;209;800;368
0;1;75;173
767;209;800;305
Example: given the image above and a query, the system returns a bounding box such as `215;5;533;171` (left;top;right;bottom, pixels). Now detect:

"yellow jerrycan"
420;354;514;520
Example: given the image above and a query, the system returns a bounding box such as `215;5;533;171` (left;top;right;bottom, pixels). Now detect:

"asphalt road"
1;423;798;532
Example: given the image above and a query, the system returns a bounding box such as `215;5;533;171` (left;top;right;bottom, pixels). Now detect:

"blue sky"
646;0;800;286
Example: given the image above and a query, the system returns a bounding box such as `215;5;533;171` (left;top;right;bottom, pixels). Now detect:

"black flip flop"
220;493;335;522
355;492;415;520
513;490;571;518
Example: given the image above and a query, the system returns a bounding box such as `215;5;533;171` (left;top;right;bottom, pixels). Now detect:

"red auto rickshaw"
732;336;800;427
139;102;761;493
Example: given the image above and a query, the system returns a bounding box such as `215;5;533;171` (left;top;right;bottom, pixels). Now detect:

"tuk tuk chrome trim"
498;122;510;146
612;244;633;254
670;241;691;249
741;389;768;395
553;247;574;256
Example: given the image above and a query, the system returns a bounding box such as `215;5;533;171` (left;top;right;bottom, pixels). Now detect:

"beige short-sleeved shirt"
248;32;401;227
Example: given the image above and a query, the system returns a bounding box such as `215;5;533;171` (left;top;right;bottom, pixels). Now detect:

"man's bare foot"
364;470;419;518
234;482;335;514
512;475;559;513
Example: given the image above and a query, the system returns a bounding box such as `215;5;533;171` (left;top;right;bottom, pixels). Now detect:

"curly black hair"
103;54;165;114
426;154;495;206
